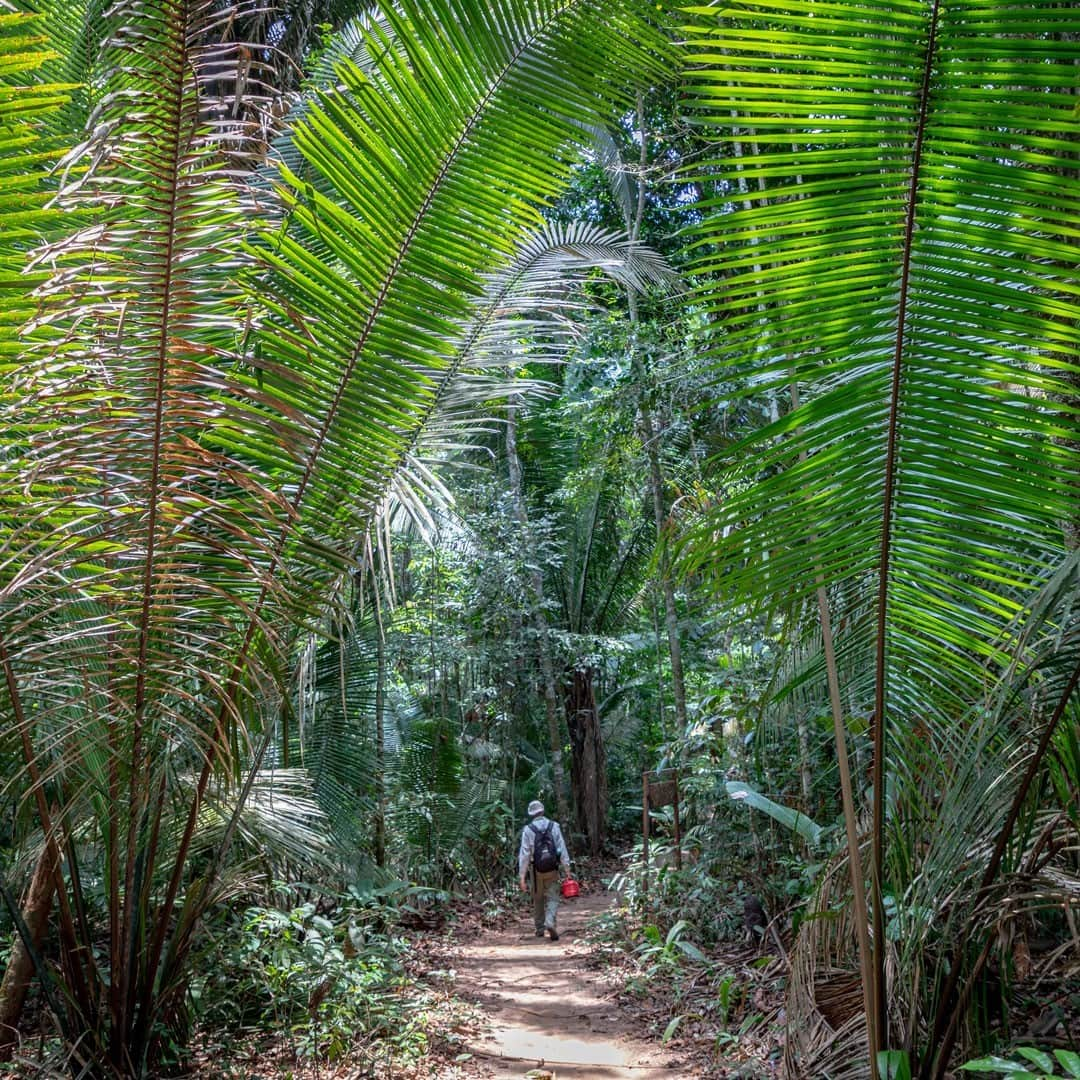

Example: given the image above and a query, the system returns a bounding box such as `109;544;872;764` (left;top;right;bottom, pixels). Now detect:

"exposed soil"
426;889;696;1079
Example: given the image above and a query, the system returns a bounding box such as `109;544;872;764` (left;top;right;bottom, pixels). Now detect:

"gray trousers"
531;869;560;931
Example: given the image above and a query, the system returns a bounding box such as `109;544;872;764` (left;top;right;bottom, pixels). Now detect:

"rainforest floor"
186;872;785;1079
406;869;785;1080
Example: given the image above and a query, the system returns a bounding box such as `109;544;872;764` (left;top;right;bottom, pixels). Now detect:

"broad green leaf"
878;1050;912;1080
725;781;824;846
676;939;707;963
1017;1049;1056;1074
665;919;689;946
961;1057;1043;1076
662;1015;684;1043
1054;1051;1080;1079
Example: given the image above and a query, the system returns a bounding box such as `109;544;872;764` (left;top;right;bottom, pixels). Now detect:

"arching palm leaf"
680;0;1080;1072
382;220;678;539
1;0;671;1070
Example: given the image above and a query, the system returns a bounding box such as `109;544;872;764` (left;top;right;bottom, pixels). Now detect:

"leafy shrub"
193;896;427;1064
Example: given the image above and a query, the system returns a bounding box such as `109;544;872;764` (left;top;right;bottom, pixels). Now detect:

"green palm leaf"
0;11;69;370
2;2;297;1061
1;0;672;1069
680;0;1079;1071
382;220;676;538
252;0;671;598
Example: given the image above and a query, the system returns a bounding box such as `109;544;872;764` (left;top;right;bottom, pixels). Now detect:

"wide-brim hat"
527;799;545;817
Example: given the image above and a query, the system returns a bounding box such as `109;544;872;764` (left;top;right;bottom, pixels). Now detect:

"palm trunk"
506;399;570;823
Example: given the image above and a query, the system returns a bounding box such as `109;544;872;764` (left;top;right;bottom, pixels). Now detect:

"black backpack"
530;821;559;873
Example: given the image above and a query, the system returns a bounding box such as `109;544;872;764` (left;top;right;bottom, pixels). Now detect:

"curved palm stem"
872;0;943;1050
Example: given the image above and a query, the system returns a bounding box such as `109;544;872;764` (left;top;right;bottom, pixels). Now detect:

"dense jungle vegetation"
0;0;1077;1077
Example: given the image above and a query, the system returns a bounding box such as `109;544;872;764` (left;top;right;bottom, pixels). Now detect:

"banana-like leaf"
725;780;824;846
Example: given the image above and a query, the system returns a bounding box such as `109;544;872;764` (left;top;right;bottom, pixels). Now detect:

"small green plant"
635;919;708;975
960;1048;1080;1079
878;1050;912;1080
716;971;740;1025
714;1010;765;1052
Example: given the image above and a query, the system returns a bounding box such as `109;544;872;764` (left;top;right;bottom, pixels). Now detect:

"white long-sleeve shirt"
518;816;570;878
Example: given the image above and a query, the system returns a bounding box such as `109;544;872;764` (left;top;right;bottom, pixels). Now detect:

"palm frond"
682;0;1079;702
290;609;418;857
195;767;336;870
680;0;1080;1069
382;220;677;541
2;0;308;1061
0;0;673;1067
252;1;671;602
0;11;69;370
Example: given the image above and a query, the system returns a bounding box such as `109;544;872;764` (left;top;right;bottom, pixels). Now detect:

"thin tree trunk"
796;710;814;815
791;382;879;1070
506;399;570;823
372;561;388;869
0;839;60;1062
627;92;688;736
651;587;667;738
633;362;688;735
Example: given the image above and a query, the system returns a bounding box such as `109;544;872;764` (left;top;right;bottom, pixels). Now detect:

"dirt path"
444;890;693;1079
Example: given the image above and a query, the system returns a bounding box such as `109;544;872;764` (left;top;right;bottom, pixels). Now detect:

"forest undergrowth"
184;856;789;1080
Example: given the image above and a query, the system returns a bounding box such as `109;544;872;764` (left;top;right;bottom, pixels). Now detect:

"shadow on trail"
445;891;693;1079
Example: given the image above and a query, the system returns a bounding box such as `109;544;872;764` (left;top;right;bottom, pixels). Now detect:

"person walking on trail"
518;799;570;941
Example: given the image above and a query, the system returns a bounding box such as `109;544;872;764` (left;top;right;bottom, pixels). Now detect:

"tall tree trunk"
0;839;59;1062
564;666;607;855
506;399;570;823
631;351;688;734
627;92;688;736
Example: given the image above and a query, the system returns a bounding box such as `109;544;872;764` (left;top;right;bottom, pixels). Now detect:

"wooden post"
641;771;650;902
673;770;682;870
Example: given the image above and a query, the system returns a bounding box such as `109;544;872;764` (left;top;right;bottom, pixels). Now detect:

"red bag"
561;877;580;898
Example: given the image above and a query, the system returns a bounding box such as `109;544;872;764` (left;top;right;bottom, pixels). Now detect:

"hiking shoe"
547;928;559;942
535;929;545;937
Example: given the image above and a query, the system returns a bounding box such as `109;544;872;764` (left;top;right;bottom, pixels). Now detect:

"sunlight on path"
445;891;695;1079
